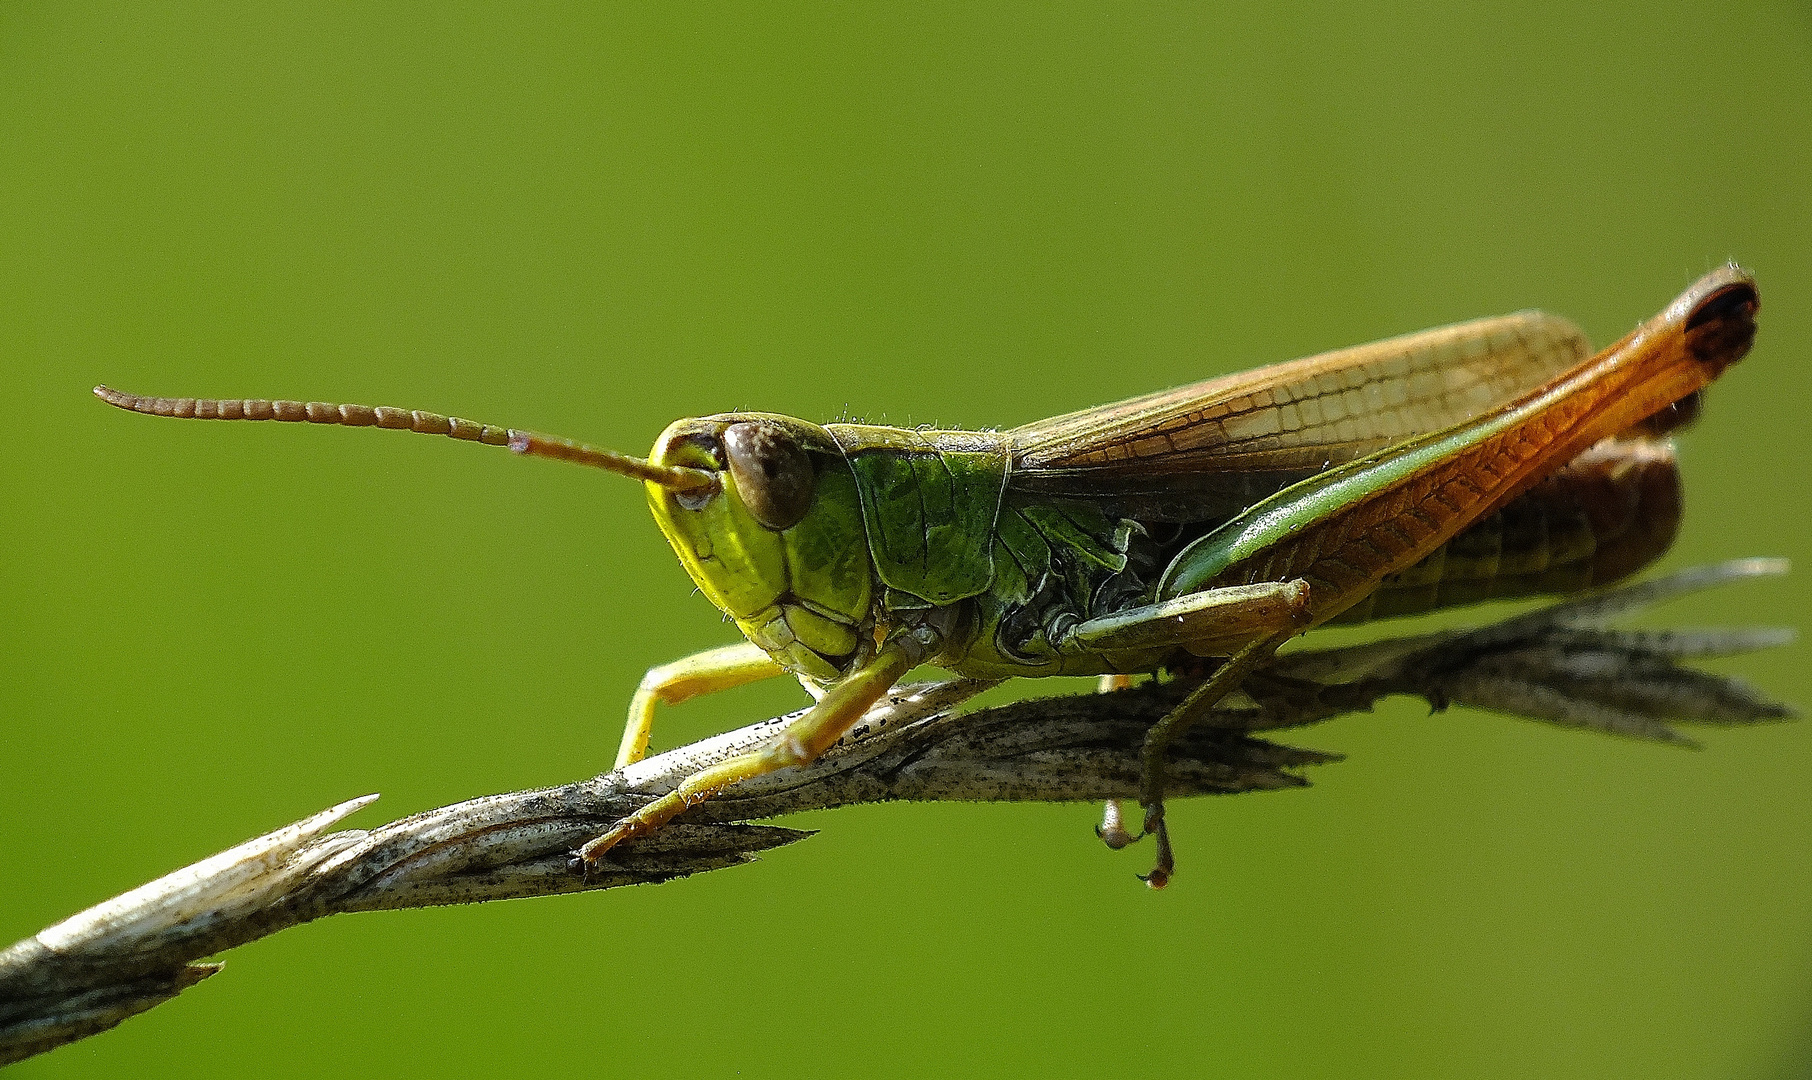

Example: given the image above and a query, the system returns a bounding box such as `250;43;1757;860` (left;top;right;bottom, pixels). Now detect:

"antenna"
93;386;717;492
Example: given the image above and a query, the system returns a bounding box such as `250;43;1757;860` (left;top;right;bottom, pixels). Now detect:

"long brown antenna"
93;386;718;492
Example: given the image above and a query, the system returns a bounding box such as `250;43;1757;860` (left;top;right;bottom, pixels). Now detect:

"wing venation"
1008;311;1589;520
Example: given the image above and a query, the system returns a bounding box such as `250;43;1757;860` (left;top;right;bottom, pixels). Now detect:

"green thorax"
826;425;1151;679
645;415;1146;685
824;425;1012;607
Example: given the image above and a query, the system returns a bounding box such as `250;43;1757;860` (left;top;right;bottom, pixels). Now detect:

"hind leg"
1136;632;1290;888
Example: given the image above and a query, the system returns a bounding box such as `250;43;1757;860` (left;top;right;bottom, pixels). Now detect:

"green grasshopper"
97;265;1758;886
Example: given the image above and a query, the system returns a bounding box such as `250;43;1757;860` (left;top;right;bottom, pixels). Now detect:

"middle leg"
1094;674;1142;850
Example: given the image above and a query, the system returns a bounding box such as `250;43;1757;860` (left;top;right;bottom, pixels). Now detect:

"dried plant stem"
0;561;1794;1066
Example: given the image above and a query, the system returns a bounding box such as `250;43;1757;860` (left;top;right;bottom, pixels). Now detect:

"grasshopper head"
645;414;875;682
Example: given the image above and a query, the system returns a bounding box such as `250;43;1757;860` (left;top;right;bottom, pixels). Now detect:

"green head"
643;414;875;682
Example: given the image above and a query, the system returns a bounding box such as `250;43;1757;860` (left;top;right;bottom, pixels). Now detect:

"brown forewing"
1007;311;1590;522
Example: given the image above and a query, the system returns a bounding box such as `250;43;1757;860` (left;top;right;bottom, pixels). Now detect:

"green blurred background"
3;4;1809;1077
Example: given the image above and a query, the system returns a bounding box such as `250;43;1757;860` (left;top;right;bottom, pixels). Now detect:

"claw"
569;841;619;881
1137;805;1174;889
575;820;640;873
1095;799;1144;849
1137;867;1170;889
1095;823;1141;850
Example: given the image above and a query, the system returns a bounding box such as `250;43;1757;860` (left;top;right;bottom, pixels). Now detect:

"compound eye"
723;421;816;531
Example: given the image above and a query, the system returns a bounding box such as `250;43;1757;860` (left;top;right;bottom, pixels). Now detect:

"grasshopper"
96;265;1758;886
